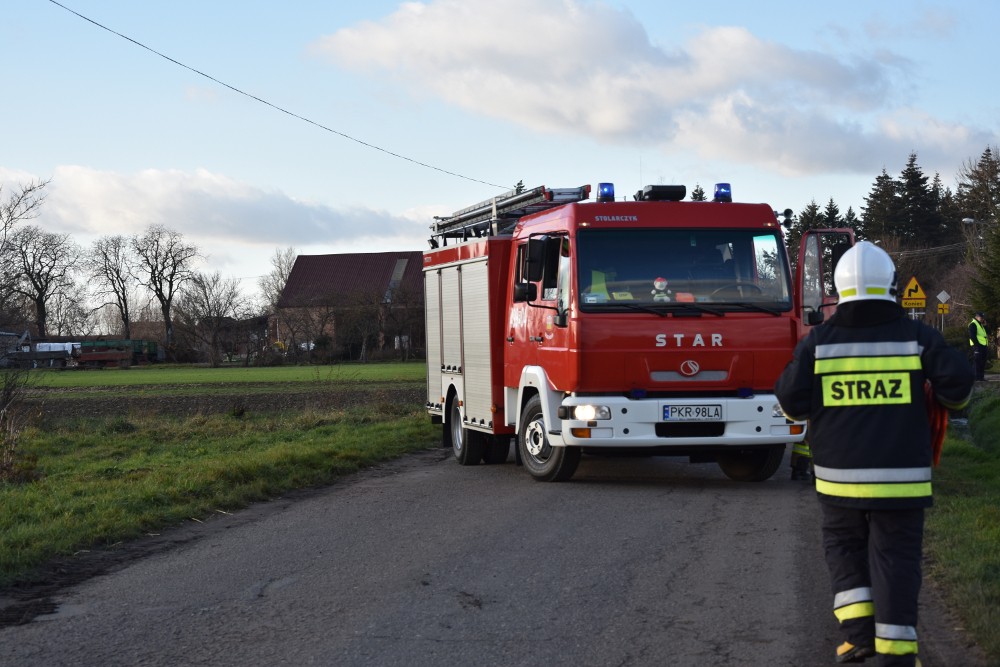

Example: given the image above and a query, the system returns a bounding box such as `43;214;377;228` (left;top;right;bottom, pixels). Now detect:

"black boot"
790;454;812;481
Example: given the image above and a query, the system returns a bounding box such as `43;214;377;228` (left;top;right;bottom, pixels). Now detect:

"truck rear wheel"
449;396;484;465
717;445;785;482
518;395;580;482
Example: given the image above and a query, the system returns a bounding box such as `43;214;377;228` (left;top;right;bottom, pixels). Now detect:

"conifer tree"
861;168;902;242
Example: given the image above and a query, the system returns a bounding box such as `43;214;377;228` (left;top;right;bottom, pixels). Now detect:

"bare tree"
0;179;48;249
89;235;138;339
8;225;80;337
48;287;99;337
1;180;49;326
131;225;198;355
177;271;243;367
259;246;298;311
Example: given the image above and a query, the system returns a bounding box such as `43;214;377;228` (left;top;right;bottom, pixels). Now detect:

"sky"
3;0;999;301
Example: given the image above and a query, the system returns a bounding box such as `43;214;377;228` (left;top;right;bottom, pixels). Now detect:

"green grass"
29;361;427;389
0;405;440;587
925;389;1000;662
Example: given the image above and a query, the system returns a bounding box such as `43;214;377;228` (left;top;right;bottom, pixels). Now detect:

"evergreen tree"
955;146;1000;225
784;200;823;251
897;152;941;245
860;168;901;242
822;198;843;227
690;184;707;201
843;207;860;229
961;147;1000;323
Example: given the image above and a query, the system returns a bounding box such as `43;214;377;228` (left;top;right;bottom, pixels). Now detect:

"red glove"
925;381;949;467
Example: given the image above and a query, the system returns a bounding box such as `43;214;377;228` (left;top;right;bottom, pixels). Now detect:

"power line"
46;0;507;190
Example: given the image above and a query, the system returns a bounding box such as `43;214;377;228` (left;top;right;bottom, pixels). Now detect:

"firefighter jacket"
775;300;974;510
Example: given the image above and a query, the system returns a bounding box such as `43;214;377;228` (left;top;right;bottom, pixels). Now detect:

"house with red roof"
272;251;424;361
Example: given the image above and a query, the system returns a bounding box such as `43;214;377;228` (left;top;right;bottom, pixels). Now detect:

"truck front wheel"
518;395;580;482
716;445;785;482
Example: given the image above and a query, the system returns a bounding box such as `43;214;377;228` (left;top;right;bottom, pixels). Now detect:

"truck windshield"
576;228;791;311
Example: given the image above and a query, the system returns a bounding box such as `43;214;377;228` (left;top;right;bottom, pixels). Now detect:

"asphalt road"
0;447;985;667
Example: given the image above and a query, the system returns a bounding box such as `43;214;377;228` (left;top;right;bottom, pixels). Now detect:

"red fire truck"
423;182;851;481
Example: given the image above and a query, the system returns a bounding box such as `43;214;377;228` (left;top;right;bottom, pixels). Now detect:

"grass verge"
925;386;1000;662
29;361;427;389
0;403;439;588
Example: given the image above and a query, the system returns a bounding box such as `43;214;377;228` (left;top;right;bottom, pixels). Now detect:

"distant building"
272;251;424;361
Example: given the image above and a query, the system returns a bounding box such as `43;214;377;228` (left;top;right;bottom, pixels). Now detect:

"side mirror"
513;282;537;303
806;310;825;326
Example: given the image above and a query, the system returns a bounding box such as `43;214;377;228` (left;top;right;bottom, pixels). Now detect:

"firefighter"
968;311;988;381
774;241;973;666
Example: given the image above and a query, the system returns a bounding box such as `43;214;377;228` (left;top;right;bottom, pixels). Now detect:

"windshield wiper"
722;302;784;316
614;303;670;317
610;302;725;317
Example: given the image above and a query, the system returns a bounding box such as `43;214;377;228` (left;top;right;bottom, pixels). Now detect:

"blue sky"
3;1;998;299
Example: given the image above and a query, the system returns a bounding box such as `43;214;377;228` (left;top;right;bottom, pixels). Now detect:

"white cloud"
310;0;988;174
3;166;434;281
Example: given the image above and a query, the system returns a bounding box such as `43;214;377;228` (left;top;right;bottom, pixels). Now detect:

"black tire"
517;395;580;482
717;445;785;482
449;396;483;465
482;436;511;464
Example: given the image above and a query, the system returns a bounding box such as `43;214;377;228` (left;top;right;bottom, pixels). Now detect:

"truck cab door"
506;235;570;386
795;229;854;335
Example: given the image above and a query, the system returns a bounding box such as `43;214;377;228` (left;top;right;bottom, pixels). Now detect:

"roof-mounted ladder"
429;184;591;246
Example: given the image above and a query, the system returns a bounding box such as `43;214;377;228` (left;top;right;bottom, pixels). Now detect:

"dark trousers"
972;347;987;380
821;504;924;667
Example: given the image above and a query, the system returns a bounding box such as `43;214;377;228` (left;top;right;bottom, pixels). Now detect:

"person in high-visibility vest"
790;439;812;480
775;242;973;666
969;311;988;381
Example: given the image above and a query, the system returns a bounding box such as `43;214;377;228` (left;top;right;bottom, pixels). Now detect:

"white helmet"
833;241;897;304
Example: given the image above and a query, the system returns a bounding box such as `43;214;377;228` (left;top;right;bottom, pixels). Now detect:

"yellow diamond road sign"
902;276;926;308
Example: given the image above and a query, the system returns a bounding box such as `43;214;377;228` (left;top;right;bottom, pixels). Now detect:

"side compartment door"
424;266;443;412
796;229;855;336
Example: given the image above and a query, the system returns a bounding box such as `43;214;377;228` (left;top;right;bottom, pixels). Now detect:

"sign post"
901;277;926;320
937;290;950;331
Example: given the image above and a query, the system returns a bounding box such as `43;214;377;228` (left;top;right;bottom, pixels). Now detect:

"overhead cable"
46;0;507;190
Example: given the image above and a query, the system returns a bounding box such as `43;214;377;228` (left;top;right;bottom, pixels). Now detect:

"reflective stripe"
833;587;874;622
821;373;911;405
875;624;918;656
815;341;922;359
877;623;918;641
835;601;874;622
814;466;931;483
834;587;873;608
792;442;811;456
875;638;918;655
816;479;932;499
815;355;921;374
838;286;888;297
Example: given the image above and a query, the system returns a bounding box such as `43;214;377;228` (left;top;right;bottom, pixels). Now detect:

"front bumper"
556;393;804;448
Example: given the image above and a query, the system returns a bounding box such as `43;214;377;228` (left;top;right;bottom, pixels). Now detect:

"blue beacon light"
597;182;615;202
713;183;732;202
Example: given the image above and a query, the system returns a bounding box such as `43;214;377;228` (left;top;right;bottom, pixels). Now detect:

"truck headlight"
771;403;788;419
565;404;611;421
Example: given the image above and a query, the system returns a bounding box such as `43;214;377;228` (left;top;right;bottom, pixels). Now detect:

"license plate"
663;404;722;421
